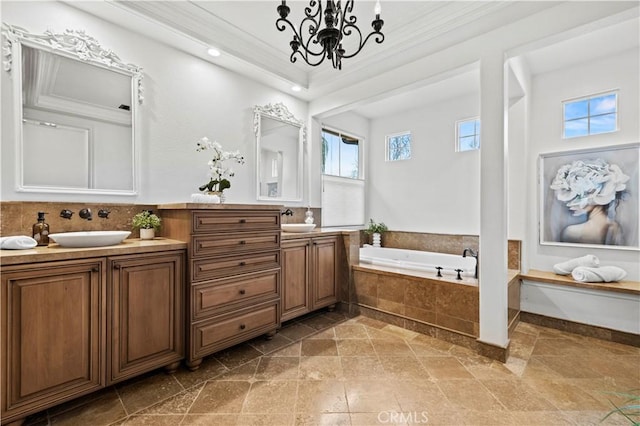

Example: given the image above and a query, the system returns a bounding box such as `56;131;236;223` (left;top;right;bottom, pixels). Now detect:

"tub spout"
462;248;479;279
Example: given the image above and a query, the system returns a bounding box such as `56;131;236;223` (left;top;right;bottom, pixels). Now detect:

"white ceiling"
66;1;638;119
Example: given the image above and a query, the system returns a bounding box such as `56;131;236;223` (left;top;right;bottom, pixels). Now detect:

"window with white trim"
386;131;411;161
563;91;618;138
456;118;480;152
321;128;360;179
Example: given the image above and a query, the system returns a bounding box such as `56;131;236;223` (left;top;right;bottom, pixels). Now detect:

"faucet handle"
60;209;74;219
79;208;92;221
98;209;110;219
454;269;463;280
435;266;443;278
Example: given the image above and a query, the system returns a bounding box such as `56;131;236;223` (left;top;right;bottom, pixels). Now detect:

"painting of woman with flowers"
540;144;639;250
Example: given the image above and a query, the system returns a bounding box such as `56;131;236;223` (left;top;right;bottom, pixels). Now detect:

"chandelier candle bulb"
375;1;381;17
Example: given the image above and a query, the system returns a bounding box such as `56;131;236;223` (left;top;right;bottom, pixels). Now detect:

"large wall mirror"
254;103;305;202
2;24;142;195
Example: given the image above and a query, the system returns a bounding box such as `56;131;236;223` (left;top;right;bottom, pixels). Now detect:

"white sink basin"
281;224;316;233
49;231;131;248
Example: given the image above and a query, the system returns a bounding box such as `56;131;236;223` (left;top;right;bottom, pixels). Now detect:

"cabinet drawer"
192;231;280;257
192;302;279;358
192;251;280;282
192;270;280;319
192;210;280;233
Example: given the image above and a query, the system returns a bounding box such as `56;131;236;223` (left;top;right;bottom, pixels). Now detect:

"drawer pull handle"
239;219;247;223
239;289;246;295
239;324;246;330
239;261;246;266
239;240;246;245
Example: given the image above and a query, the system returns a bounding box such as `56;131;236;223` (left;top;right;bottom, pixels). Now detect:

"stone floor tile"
336;339;376;356
48;389;127;426
138;384;204;415
180;413;239;425
344;379;402;413
295;380;348;413
298;313;342;330
270;341;302;357
390;380;454;413
340;356;386;378
563;410;634;425
241;380;298;414
436;379;504;411
214;344;264;370
334;324;369;339
419;356;474;379
534;355;604;379
278;323;317;341
301;339;339;356
522;377;609;411
116;373;184;415
121;414;185;425
172;356;228;389
236;413;295;426
295;413;351;426
299;356;344;380
378;355;427;379
248;333;293;355
480;379;557;411
380;324;420;340
350;412;407;425
370;339;413;356
188;381;250;414
216;358;259;381
306;327;337;340
254;356;300;380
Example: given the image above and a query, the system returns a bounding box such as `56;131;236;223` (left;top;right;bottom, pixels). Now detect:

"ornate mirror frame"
2;23;143;195
253;102;306;202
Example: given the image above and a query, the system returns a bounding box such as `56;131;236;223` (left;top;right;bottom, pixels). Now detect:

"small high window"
563;91;618;138
386;131;411;161
321;129;360;179
456;118;480;152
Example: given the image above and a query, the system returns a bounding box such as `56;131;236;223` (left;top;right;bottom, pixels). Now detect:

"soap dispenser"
304;207;314;224
32;211;49;246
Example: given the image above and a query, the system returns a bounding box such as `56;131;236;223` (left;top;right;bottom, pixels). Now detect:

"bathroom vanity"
159;204;282;371
0;239;186;426
281;233;340;322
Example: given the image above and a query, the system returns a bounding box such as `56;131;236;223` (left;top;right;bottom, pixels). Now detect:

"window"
563;91;618;138
321;129;360;178
386;131;411;161
456;118;480;152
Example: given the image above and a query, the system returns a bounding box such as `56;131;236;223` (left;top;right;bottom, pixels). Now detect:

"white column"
479;51;509;347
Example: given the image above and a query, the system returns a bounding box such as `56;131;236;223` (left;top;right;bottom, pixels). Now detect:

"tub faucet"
462;248;479;279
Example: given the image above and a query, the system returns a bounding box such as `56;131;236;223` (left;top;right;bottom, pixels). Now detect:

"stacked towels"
190;193;221;204
0;236;37;250
553;255;627;283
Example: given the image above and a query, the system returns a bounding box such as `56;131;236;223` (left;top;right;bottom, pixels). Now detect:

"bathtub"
359;246;477;278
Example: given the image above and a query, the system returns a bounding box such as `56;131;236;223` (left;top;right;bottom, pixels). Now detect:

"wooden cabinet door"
281;239;310;322
311;237;338;309
1;259;105;422
108;251;184;384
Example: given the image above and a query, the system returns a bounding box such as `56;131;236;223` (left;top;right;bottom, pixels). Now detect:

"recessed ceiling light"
207;47;221;57
291;85;302;92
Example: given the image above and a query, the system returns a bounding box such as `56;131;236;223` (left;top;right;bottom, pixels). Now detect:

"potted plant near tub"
364;219;388;247
132;210;161;240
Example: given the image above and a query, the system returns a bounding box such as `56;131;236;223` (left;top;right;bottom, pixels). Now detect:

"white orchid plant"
550;158;630;216
196;137;245;193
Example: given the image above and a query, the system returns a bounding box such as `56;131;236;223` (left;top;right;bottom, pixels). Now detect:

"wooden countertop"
157;203;283;210
0;238;187;266
520;269;640;296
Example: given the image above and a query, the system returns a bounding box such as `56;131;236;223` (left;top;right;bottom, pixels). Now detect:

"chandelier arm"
340;31;384;59
291;49;327;67
298;15;323;53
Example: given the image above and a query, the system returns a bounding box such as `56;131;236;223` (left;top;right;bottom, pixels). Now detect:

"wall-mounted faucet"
60;209;74;219
462;248;479;279
79;208;93;221
281;208;293;216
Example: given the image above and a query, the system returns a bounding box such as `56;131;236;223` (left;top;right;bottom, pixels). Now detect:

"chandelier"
276;1;384;70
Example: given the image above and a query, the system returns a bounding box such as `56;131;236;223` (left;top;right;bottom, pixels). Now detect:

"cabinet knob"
239;324;246;330
239;219;247;224
239;240;246;245
239;289;246;295
92;267;99;273
239;261;246;266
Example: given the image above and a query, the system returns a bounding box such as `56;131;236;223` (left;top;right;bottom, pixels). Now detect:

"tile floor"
24;311;640;426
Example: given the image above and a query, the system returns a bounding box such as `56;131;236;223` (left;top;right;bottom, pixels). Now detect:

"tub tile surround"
0;201;156;238
20;311;640;426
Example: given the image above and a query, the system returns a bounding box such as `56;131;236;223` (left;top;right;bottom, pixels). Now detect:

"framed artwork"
539;143;639;250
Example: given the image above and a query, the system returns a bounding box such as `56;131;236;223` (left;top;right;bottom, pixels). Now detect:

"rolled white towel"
190;193;221;204
571;266;627;283
553;255;600;275
0;236;38;250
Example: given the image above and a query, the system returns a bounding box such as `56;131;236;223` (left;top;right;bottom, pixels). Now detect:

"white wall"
526;48;640;280
0;1;308;205
367;94;480;234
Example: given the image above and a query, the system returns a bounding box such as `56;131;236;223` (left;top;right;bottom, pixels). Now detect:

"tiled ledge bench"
519;269;640;347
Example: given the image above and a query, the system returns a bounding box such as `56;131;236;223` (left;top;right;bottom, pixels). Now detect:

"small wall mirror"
254;103;305;202
2;24;142;195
